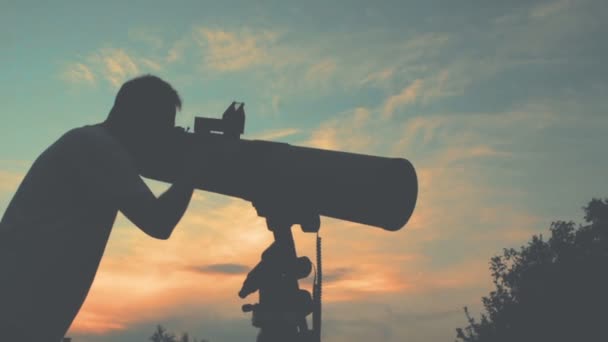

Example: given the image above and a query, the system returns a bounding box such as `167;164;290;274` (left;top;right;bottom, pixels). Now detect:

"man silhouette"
0;75;197;341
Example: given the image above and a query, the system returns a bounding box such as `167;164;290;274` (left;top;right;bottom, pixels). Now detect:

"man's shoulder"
59;124;122;151
63;124;108;141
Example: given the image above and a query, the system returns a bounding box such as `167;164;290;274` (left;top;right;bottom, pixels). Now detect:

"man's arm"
118;178;194;240
68;126;197;240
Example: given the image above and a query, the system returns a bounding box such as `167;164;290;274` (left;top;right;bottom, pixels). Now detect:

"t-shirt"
0;124;152;341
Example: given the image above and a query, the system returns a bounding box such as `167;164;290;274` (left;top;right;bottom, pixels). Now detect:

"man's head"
104;75;182;153
103;75;183;165
106;74;182;133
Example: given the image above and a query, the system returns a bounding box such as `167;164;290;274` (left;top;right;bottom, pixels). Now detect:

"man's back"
0;124;142;340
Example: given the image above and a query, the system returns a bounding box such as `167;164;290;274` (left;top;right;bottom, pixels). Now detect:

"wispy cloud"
139;58;162;71
305;107;372;152
307;124;339;150
194;27;280;71
305;58;337;83
323;267;356;283
359;67;395;86
382;79;423;119
166;37;189;63
249;128;300;141
530;0;573;18
392;103;557;157
261;30;451;99
62;63;96;85
93;48;140;87
187;263;249;275
62;48;170;88
128;27;164;49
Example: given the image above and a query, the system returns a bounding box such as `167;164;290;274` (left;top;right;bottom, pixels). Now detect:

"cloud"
140;58;162;71
292;98;561;310
62;63;96;84
67;198;272;334
392;104;557;158
261;30;451;99
530;0;573;18
61;47;174;88
306;58;337;83
305;107;372;152
64;100;566;340
69;192;429;335
187;263;250;275
0;170;23;192
377;69;455;120
393;115;445;152
382;79;423;119
128;27;164;49
307;124;340;150
166;38;189;63
323;267;356;283
359;67;395;86
249;128;300;141
379;104;562;282
194;27;280;71
93;48;140;87
55;10;602;339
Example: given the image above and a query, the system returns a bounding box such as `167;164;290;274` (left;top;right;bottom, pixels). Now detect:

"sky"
1;0;607;341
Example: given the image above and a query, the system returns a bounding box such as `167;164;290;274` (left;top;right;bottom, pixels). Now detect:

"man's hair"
106;74;182;126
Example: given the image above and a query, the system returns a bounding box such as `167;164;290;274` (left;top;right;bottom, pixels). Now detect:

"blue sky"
1;1;607;341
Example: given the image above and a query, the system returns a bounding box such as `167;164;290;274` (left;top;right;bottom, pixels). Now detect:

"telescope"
138;102;417;232
137;102;418;342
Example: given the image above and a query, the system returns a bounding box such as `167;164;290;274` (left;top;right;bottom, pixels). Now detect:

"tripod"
239;203;322;342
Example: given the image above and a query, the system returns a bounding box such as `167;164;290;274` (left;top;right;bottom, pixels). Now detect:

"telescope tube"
138;132;417;231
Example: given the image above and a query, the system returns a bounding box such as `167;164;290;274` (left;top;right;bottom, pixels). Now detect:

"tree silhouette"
149;325;176;342
149;324;208;342
178;332;190;342
456;198;608;342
